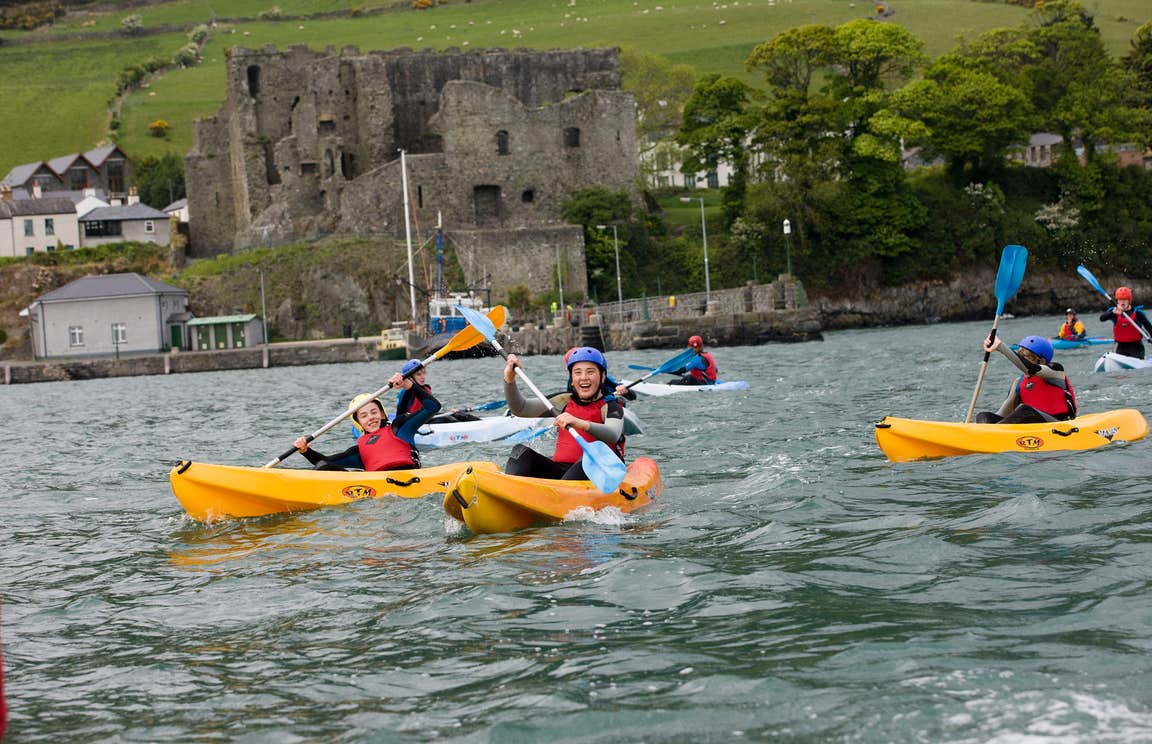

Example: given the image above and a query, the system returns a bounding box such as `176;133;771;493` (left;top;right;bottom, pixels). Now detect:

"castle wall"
186;45;635;298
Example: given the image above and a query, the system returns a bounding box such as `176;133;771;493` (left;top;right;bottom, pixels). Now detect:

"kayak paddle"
264;306;506;467
455;304;628;494
964;244;1028;423
624;347;698;389
1077;265;1152;343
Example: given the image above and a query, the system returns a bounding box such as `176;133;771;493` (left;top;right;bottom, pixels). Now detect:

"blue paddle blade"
575;437;628;493
628;364;658;372
456;305;497;341
476;399;507;411
994;244;1028;316
657;347;698;374
1077;265;1107;297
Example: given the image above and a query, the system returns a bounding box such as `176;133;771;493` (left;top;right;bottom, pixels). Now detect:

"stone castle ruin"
186;45;640;300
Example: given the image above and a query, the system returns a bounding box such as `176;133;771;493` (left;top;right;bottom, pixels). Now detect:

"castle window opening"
521;189;534;203
417;185;424;209
301;162;319;175
564;127;581;148
473;185;501;222
246;65;261;96
496;130;510;156
324;150;336;178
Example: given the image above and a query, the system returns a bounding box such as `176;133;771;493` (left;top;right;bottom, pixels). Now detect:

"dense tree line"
583;1;1152;301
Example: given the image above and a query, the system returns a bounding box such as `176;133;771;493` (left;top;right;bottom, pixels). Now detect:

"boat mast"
436;210;445;299
400;149;418;325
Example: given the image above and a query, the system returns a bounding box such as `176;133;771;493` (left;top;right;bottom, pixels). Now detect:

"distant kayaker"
396;359;480;424
293;372;441;470
975;335;1077;424
1056;308;1086;340
669;335;718;385
1099;286;1152;359
503;346;626;480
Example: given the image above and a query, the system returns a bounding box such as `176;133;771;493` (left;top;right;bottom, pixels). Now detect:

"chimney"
0;185;12;202
127;186;139;205
83;187;96;198
32;181;42;198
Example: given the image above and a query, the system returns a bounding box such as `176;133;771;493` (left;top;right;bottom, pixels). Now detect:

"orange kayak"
443;457;663;534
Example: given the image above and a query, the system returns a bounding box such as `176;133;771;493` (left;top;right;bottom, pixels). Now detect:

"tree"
135;152;185;209
619;47;696;150
876;55;1033;178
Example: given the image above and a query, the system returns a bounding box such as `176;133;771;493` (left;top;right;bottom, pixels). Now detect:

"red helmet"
1116;286;1133;301
688;335;704;349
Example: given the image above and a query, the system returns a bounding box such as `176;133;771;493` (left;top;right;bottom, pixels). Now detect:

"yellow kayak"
443;457;663;534
875;409;1148;462
170;460;499;521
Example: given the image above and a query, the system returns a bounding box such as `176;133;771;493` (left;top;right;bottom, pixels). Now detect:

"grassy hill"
1;0;1148;176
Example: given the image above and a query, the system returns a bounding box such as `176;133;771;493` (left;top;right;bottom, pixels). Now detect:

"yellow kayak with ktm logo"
170;460;500;521
874;409;1148;462
443;457;663;534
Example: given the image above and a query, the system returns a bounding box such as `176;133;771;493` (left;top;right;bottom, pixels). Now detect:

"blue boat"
1051;337;1111;350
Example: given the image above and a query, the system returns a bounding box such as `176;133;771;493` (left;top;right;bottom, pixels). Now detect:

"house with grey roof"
79;202;171;247
26;272;189;359
0;194;81;257
1;145;133;201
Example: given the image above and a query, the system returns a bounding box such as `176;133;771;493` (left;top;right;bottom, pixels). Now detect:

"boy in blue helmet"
395;358;481;424
502;346;626;480
975;335;1077;424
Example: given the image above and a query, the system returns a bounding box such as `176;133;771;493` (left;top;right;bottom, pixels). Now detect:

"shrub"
149;119;170;138
121;14;142;35
258;5;282;20
173;43;201;68
0;328;8;345
188;24;210;44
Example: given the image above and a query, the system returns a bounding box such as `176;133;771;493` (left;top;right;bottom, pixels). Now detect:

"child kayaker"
1056;308;1086;340
669;335;718;385
503;346;625;480
293;372;441;470
1099;286;1152;359
975;335;1077;424
396;359;480;424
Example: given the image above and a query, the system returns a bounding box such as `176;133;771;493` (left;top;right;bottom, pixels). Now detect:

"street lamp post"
259;268;269;345
596;224;623;322
680;196;710;304
782;218;793;276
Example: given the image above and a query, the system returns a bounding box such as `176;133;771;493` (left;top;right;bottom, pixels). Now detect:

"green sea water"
2;315;1151;742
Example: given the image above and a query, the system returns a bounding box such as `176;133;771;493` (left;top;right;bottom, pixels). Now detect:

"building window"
69;168;88;190
496;130;510;156
25;247;34;256
144;220;155;234
24;219;34;236
247;65;261;97
563;127;581;148
46;245;56;252
83;221;122;237
707;171;720;189
107;161;124;196
69;326;84;346
45;218;54;236
112;323;127;344
521;189;535;203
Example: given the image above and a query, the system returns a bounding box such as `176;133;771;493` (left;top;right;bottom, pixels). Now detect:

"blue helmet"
402;359;423;375
566;346;607;372
1018;335;1053;364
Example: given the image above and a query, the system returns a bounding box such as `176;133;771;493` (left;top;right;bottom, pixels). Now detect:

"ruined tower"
185;45;640;300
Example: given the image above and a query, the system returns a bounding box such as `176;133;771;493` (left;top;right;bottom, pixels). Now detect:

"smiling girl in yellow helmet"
293;371;441;471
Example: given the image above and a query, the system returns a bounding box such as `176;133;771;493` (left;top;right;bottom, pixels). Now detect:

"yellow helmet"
348;393;385;432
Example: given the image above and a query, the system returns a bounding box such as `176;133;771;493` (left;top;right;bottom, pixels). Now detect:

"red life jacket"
689;351;718;383
1058;321;1083;340
553;396;625;464
1113;313;1145;343
1016;373;1077;419
401;383;430;415
357;426;417;471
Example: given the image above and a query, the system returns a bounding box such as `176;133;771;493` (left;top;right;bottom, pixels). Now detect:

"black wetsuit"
302;385;441;470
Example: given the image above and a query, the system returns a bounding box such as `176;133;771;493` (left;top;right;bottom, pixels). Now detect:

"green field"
1;0;1147;175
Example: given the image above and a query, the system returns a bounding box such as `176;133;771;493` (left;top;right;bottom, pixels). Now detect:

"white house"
162;198;189;223
79;202;171;247
26;272;189;359
0;190;81;257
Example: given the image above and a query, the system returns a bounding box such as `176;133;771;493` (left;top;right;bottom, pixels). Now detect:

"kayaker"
975;335;1077;424
669;335;718;385
293;372;441;470
503;346;626;480
1056;308;1086;340
396;359;481;424
551;347;637;403
1099;286;1152;359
